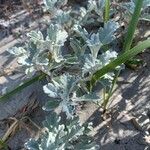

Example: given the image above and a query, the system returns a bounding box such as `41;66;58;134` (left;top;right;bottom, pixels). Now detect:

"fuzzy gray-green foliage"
7;0;125;148
43;0;68;14
73;21;119;79
87;0;105;21
8;0;120;117
43;74;101;118
8;24;68;77
25;113;99;150
121;0;150;21
42;16;120;118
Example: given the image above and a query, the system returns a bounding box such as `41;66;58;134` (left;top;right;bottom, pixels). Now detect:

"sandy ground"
0;38;150;149
0;3;150;149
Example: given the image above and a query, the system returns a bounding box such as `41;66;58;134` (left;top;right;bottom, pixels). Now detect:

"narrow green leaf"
0;74;46;101
90;39;150;87
103;70;120;110
104;0;110;23
0;139;8;149
123;0;144;51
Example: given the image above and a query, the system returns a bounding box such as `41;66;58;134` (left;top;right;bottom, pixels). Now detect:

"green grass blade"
100;0;144;109
0;74;46;101
0;139;8;149
123;0;144;51
104;0;110;23
103;70;120;110
90;39;150;87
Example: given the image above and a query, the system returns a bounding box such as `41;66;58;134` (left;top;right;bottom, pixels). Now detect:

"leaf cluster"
25;112;99;150
6;0;150;149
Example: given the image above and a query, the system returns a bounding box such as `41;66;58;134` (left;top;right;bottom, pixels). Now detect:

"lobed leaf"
25;113;99;150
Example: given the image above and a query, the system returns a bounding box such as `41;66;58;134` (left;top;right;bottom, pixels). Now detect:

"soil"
79;52;150;150
0;1;150;150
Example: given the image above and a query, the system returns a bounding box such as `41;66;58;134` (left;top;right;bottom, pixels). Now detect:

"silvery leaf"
87;33;102;59
27;31;44;44
49;45;64;63
56;0;68;7
72;93;101;102
82;54;101;76
7;47;26;56
121;0;150;15
47;24;60;43
60;101;76;118
121;1;135;14
25;139;40;150
43;74;79;118
87;0;97;12
43;0;57;13
43;112;61;131
35;56;49;66
70;38;86;58
75;7;87;24
100;50;118;66
65;56;79;65
46;24;64;44
80;7;87;18
59;74;79;99
99;21;119;45
25;66;36;77
43;74;78;100
47;24;68;46
87;0;105;17
103;73;114;81
97;0;105;9
73;25;89;41
8;24;67;76
43;83;60;98
55;9;71;25
55;29;68;46
18;55;30;66
96;0;105;16
25;113;99;150
143;0;150;8
140;13;150;21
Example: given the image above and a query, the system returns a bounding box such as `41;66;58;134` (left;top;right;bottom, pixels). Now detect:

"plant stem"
103;70;120;110
104;0;110;23
0;74;46;101
123;0;144;51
